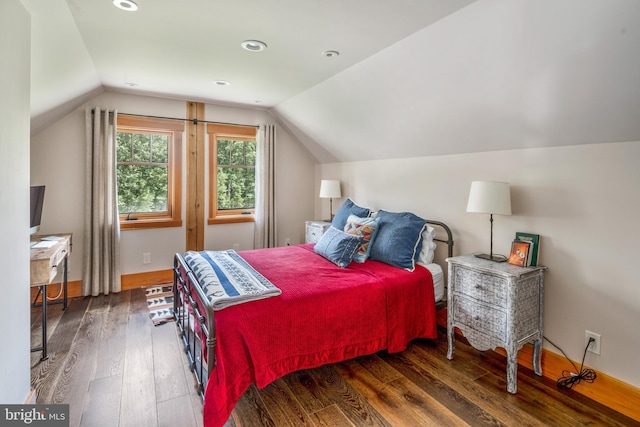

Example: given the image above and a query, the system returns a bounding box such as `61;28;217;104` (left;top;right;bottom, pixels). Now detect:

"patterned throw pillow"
344;214;381;263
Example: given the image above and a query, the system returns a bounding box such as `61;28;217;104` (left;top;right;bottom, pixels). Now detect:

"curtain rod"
91;109;259;128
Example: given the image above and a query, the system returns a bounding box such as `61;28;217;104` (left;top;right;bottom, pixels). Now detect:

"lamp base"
474;253;508;263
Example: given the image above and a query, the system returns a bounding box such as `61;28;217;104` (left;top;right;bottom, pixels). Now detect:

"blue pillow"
369;210;427;271
331;198;371;230
344;214;381;263
314;226;363;268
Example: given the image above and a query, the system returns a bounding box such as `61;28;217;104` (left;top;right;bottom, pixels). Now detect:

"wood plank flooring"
31;289;638;427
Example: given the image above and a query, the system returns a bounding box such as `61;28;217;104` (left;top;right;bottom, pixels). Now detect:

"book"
508;240;531;267
514;232;540;266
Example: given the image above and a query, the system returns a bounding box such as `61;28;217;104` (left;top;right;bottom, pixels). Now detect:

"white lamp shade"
319;180;341;199
466;181;512;215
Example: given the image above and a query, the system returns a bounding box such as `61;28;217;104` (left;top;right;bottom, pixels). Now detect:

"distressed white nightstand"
446;255;547;393
305;220;331;244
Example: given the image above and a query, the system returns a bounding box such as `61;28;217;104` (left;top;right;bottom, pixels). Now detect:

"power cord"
544;336;597;389
46;282;64;301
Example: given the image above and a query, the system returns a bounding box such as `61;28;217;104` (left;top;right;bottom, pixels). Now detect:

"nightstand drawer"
305;221;331;244
453;267;507;308
453;295;507;340
306;227;323;243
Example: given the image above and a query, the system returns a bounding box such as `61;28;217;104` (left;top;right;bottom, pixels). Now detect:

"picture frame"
515;232;540;266
508;240;531;267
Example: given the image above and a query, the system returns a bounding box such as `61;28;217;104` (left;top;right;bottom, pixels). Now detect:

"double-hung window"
116;115;183;229
207;124;257;224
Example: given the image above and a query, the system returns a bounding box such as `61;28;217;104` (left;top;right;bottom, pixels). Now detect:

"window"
207;124;257;224
116;115;183;229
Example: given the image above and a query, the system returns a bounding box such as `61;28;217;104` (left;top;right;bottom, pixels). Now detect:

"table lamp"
466;181;512;262
319;180;341;220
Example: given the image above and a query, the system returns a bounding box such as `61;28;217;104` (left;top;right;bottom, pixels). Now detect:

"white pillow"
417;225;437;265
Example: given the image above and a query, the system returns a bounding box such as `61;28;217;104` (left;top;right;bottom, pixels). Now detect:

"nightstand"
446;255;547;393
305;220;331;244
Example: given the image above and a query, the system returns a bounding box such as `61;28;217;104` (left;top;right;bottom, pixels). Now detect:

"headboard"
426;220;454;309
426;220;454;259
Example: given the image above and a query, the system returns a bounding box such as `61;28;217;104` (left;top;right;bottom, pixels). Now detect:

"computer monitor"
30;185;46;235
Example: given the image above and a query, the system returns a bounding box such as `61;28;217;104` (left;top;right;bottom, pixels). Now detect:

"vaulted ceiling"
22;0;640;162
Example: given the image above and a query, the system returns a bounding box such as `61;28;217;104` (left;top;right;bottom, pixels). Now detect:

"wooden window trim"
207;123;257;225
117;115;183;230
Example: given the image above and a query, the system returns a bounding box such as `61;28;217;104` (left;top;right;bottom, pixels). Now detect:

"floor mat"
145;284;174;326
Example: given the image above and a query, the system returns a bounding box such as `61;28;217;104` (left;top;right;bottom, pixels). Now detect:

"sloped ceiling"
24;0;640;162
273;0;640;162
22;0;103;133
25;0;475;135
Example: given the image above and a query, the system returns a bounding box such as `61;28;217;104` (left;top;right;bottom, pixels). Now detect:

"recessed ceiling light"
322;50;340;58
214;80;230;86
241;40;267;52
124;82;139;87
254;100;263;104
113;0;138;11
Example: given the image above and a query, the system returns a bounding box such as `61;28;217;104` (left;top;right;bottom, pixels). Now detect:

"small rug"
145;283;174;326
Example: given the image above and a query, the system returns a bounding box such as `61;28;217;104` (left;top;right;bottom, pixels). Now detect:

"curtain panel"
83;108;121;296
254;124;277;249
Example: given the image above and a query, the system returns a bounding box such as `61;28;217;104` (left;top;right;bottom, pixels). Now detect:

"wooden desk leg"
40;284;48;361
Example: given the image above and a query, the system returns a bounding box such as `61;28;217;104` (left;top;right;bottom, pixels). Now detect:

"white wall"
30;91;316;279
318;140;640;388
0;0;32;404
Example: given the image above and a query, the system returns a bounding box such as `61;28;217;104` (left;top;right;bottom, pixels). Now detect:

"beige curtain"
254;124;277;249
83;108;121;296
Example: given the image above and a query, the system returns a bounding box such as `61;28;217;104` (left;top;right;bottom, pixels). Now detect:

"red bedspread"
203;244;436;427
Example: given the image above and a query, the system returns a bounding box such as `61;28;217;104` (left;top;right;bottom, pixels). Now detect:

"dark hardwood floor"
31;289;637;427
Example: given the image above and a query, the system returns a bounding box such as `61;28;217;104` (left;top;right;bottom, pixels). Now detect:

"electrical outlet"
143;253;151;264
285;238;291;246
585;330;601;355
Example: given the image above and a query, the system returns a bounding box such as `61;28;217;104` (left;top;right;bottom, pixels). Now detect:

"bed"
173;203;453;427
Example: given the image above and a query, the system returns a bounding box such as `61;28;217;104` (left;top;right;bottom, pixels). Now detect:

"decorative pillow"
344;214;381;263
417;225;437;265
369;210;428;271
331;198;371;231
314;226;364;268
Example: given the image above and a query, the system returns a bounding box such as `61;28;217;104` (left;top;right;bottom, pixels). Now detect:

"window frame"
207;123;257;224
117;115;183;230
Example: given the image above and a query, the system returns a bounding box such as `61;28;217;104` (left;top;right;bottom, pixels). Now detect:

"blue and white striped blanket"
183;250;281;310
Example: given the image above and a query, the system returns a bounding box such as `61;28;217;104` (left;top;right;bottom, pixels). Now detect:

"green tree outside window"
116;131;169;214
217;139;256;210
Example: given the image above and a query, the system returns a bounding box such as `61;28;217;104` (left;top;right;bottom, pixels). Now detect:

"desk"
30;233;72;360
